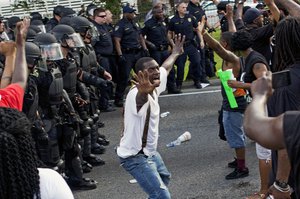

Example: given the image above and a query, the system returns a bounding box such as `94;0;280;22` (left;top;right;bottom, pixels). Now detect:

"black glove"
118;55;126;63
146;43;157;51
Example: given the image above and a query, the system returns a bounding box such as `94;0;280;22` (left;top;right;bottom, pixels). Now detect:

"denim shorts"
222;110;246;148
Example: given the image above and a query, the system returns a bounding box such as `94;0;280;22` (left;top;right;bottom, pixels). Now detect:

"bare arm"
264;0;281;23
161;34;185;74
253;62;269;79
0;42;16;88
11;18;30;90
225;4;236;32
235;0;245;20
244;72;285;150
114;37;122;56
274;0;300;17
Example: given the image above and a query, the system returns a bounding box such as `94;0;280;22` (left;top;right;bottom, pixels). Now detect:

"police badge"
188;18;191;22
115;26;119;31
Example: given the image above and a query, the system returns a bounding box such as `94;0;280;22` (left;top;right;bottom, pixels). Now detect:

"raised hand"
171;34;185;56
225;4;234;20
132;70;156;95
15;17;30;45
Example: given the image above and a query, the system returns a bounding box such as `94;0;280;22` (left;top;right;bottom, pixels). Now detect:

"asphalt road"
74;79;260;199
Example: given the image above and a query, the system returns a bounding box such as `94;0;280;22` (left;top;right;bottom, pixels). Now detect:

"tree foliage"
93;0;122;17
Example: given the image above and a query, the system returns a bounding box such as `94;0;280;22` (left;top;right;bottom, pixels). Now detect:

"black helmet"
86;4;97;17
25;42;41;66
59;16;72;26
60;7;76;18
30;12;43;21
51;24;84;48
53;5;65;17
33;33;63;61
69;16;99;44
31;20;46;33
26;28;38;42
69;16;91;33
7;16;20;30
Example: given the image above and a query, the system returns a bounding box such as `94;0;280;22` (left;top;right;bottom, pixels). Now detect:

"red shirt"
0;83;24;111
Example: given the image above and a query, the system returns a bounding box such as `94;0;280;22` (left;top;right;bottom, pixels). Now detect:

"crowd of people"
1;0;300;198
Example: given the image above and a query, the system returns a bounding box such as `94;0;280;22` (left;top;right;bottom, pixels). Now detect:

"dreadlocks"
0;107;41;199
274;16;300;72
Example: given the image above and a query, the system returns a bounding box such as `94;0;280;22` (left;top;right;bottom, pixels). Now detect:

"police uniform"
141;16;178;93
92;21;113;73
168;13;204;88
187;1;209;82
113;17;143;106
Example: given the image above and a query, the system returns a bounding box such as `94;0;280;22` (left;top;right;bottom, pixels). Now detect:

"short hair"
135;57;155;72
94;7;106;17
231;30;254;51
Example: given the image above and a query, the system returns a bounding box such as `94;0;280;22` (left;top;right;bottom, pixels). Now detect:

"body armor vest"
62;59;77;98
48;66;64;105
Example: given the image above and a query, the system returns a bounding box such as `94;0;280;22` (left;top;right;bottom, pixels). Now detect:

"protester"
0;107;74;199
117;34;184;198
243;71;299;199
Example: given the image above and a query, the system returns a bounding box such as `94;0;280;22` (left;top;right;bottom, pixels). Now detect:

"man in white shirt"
117;34;184;199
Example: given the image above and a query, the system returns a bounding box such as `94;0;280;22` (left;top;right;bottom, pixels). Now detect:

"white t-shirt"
38;168;74;199
117;67;167;158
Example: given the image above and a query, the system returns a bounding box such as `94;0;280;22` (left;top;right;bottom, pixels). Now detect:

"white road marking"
159;89;221;98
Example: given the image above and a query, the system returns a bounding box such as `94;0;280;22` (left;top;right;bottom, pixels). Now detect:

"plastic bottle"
160;111;170;118
166;138;181;147
166;131;191;147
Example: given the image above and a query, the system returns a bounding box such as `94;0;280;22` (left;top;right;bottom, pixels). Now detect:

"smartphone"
272;70;291;89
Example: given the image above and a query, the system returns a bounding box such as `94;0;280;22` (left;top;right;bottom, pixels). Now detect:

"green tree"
11;0;45;12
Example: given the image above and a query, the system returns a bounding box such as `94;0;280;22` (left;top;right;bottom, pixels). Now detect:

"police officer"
45;5;64;32
187;0;210;83
168;1;204;90
142;6;180;94
113;5;149;107
33;33;97;190
69;16;110;154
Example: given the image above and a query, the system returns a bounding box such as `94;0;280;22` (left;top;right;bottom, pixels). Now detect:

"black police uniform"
168;13;204;88
141;16;178;93
92;21;113;73
187;1;209;81
113;17;143;105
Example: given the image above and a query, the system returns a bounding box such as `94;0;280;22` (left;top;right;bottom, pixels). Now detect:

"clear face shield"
37;25;46;33
63;33;85;48
40;43;63;61
87;25;99;45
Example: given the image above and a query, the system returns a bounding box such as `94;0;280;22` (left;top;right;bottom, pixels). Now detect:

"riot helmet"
31;19;46;33
51;24;84;48
70;16;99;44
25;42;41;68
26;27;38;42
33;33;63;61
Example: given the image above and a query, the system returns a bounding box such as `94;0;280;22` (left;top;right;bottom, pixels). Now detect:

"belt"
122;48;142;53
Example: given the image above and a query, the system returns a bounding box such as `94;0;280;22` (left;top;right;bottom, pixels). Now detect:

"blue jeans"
119;152;171;199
